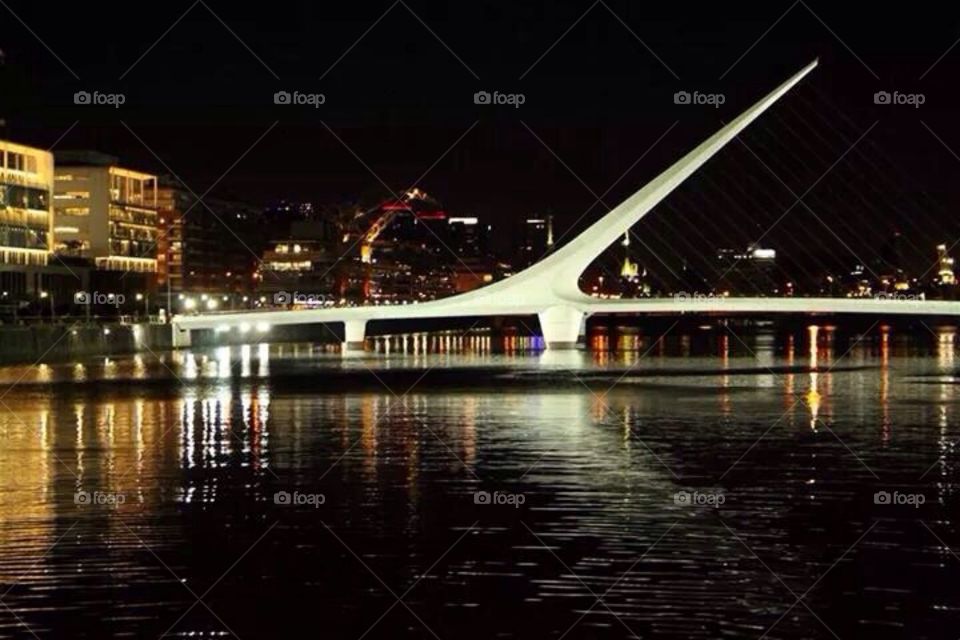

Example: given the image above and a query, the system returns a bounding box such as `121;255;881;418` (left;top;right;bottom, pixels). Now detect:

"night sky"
4;0;960;284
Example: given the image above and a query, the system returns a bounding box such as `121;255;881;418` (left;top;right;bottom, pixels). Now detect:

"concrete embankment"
0;323;173;365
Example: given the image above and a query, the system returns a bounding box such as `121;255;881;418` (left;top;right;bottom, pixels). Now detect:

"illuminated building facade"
0;140;53;265
53;152;158;273
258;222;344;305
0;139;64;301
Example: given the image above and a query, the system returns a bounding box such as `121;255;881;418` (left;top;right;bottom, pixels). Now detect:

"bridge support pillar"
343;320;367;352
171;324;192;348
538;306;585;350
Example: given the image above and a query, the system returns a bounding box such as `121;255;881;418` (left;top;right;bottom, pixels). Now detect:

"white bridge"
173;60;960;350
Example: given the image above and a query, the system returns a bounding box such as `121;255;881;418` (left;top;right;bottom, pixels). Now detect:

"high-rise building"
518;216;553;267
447;216;491;257
937;243;956;286
715;244;778;294
156;183;260;296
53;151;158;273
620;231;639;278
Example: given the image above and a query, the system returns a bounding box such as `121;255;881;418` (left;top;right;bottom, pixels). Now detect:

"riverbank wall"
0;323;174;365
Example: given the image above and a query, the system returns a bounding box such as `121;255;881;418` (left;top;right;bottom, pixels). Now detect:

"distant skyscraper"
156;182;260;295
620;231;639;278
447;216;490;257
878;230;909;291
937;243;956;286
715;244;777;294
519;217;550;267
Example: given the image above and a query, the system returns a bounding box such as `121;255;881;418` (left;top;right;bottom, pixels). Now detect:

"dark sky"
4;0;960;282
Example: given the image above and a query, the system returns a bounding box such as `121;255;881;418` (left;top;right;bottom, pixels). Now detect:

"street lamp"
39;291;54;321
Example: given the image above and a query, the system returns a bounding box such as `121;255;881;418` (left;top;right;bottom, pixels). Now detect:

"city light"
5;25;960;640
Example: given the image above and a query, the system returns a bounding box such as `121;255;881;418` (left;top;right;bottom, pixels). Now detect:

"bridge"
172;59;960;351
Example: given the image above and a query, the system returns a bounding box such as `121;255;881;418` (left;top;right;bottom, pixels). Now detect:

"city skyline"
5;4;960;640
3;1;960;265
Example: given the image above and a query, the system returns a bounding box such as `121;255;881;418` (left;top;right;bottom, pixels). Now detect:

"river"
0;324;957;639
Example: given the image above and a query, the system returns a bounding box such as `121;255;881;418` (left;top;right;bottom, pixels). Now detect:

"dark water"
2;325;960;639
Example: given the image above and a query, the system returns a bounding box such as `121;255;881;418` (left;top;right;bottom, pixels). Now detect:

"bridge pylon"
343;320;367;352
538;305;587;350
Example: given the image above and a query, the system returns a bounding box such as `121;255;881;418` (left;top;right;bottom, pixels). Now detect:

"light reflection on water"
0;326;959;637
